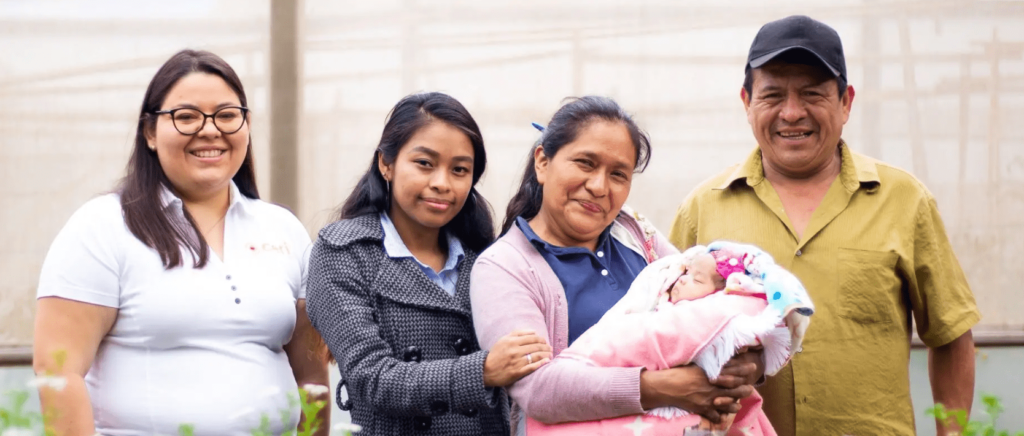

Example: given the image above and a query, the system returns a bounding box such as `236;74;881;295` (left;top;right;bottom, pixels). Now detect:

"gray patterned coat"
305;214;510;436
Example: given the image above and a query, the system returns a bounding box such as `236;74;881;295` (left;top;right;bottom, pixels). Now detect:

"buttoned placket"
592;240;617;288
219;203;240;305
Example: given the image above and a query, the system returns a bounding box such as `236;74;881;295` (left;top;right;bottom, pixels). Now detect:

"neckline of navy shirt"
514;216;648;345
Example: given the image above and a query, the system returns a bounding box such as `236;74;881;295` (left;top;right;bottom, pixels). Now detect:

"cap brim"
748;46;841;77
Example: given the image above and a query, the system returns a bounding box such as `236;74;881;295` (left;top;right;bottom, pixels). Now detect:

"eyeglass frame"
150;106;250;135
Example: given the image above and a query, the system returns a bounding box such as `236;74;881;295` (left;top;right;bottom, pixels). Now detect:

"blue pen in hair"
531;122;545;132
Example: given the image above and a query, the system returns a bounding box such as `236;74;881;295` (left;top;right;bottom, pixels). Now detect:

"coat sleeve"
305;238;496;417
470;251;644;424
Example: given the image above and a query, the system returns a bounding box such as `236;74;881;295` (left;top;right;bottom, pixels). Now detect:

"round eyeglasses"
151;106;249;135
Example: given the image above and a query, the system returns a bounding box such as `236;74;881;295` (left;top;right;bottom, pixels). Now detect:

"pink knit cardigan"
470;209;678;425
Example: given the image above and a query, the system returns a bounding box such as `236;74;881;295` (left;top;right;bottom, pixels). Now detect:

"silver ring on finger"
526;353;533;364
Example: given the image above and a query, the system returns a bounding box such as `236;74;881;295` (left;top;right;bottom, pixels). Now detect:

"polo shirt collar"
158;180;251;215
380;212;464;270
515;216;612;255
716;140;881;193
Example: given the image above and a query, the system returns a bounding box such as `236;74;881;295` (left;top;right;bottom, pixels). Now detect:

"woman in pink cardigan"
470;96;764;435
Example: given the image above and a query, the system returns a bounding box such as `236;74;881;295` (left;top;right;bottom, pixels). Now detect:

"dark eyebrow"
167;102;240;111
409;146;474;164
408;146;440;158
580;151;632;172
757;85;783;94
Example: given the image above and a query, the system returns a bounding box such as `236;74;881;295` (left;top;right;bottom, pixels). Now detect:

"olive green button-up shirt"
669;142;980;436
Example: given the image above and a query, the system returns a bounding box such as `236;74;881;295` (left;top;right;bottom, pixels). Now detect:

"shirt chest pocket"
837;248;901;324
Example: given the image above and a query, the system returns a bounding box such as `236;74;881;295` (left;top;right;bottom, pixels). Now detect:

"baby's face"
669;253;721;302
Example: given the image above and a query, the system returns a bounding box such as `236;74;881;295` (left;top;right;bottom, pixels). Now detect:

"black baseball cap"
746;15;846;81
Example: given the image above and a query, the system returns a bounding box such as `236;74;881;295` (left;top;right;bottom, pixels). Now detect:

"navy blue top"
516;216;648;345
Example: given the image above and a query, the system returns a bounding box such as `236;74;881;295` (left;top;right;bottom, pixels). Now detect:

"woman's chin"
564;215;611;242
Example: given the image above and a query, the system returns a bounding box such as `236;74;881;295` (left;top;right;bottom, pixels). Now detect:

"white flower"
26;374;68;391
2;428;36;436
333;422;362;433
301;383;330;397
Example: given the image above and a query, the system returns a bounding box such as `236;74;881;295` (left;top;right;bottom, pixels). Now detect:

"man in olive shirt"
669;15;980;436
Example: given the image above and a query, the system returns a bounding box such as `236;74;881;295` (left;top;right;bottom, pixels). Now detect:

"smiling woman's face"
146;72;249;200
534;120;636;247
379;121;476;232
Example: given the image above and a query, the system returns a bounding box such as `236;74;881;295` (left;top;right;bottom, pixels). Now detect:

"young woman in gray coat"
306;92;552;435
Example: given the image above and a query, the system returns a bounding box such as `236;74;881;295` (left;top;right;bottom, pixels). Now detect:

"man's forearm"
928;330;975;435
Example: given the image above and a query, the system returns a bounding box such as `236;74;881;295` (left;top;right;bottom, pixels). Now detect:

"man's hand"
719;346;765;386
639;364;755;423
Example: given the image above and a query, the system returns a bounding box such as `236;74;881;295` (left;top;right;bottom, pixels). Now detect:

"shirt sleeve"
285;214;313;300
37;196;123;308
907;196;981;348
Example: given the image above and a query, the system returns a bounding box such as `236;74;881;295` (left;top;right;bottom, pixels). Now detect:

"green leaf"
178;423;196;436
927;403;949;420
52;350;68;373
250;414;272;436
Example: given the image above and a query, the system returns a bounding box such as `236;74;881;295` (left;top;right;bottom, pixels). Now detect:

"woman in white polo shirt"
32;49;329;436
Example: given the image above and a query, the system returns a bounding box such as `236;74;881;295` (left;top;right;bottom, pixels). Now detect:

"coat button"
403;346;423;363
453;338;472;356
413;416;432;431
463;408;478;417
430;400;449;414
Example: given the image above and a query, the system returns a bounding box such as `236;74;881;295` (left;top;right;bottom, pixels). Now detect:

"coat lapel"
373;250;476;318
453;250;477;314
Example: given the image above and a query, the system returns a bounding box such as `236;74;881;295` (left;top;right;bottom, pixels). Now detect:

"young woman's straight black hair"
119;49;258;269
337;92;495;253
501;96;652;235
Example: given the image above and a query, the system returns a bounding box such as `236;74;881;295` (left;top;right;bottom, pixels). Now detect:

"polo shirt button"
601;269;608;276
801;395;809;403
235;298;241;304
226;275;232;280
231;285;237;291
795;250;803;256
597;251;604;258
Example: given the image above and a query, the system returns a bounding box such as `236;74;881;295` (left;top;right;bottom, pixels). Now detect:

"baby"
659;250;759;434
663;251;727;304
527;241;814;436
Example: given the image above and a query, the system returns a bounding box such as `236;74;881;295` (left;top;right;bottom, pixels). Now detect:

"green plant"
1;376;359;436
927;394;1022;436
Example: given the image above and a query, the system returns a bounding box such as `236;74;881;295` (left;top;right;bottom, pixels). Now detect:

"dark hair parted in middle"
337;92;495;252
501;96;652;235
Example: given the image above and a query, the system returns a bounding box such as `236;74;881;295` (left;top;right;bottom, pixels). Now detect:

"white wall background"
1;0;1023;431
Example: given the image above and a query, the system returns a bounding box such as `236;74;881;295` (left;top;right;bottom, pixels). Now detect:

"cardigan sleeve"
470;248;645;424
305;238;495;417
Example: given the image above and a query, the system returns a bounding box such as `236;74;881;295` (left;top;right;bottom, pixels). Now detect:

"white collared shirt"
37;182;311;436
379;212;464;296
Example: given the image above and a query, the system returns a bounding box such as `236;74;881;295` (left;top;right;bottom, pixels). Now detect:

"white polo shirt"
37;182;311;436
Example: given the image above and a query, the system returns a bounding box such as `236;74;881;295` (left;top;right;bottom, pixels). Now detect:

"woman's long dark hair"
119;49;258;269
500;96;652;234
337;92;495;253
